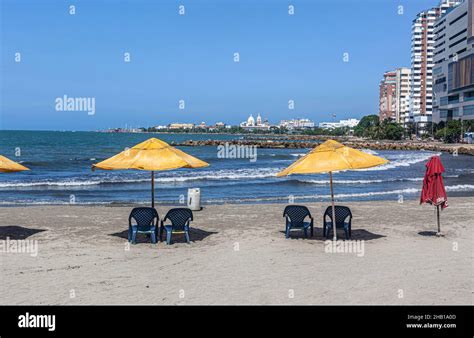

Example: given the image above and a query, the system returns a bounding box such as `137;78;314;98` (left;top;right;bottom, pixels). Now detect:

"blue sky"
1;0;437;131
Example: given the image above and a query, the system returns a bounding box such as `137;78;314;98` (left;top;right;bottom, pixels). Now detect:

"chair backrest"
283;205;311;226
129;207;159;231
164;208;193;230
324;206;352;228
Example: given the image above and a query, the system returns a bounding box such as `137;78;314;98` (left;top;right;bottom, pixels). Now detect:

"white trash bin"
187;188;201;211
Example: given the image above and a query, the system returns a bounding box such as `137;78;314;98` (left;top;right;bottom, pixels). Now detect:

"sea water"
0;130;473;205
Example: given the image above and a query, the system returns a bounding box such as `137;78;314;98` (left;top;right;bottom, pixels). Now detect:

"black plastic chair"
160;208;193;244
128;207;159;244
323;206;352;239
283;205;314;238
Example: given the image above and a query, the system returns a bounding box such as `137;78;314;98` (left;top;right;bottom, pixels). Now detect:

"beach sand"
0;198;472;305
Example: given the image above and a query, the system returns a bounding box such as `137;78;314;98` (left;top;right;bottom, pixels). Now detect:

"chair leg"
311;224;314;237
131;229;137;244
159;226;164;242
344;229;349;240
166;230;172;245
285;225;290;239
185;230;190;244
303;228;308;238
325;225;330;239
128;227;132;242
151;230;157;244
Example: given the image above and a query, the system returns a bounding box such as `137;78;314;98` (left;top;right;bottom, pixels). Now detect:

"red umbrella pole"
437;205;441;235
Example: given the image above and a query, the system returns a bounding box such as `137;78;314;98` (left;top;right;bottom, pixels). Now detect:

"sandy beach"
0;197;471;305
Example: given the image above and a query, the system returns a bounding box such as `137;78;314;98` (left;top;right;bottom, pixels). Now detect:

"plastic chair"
323;206;352;239
283;205;314;238
160;208;193;244
128;207;159;244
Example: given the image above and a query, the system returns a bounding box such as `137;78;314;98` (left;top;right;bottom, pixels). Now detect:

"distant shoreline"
89;130;474;155
171;138;474;156
2;130;473;155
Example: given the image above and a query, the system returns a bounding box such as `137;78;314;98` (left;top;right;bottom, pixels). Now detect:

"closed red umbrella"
420;156;448;235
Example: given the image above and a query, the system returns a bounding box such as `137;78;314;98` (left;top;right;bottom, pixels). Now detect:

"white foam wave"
299;177;425;185
1;184;472;205
206;188;420;203
445;184;474;192
360;149;379;155
0;178;152;188
0;168;282;188
0;180;103;188
156;168;280;182
207;184;474;203
359;152;441;171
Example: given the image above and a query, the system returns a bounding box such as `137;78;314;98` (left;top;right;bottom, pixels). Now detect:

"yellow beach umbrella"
0;155;29;173
92;138;209;207
277;139;388;240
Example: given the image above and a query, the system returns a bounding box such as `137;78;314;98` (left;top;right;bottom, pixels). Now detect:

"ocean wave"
358;152;441;171
0;178;150;188
0;168;282;188
445;184;474;192
206;184;474;203
0;155;461;189
360;149;379;155
296;174;459;185
1;184;472;205
157;168;281;182
298;177;425;185
207;188;421;203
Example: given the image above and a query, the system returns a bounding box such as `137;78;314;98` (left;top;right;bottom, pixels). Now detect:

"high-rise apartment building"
433;0;474;122
379;68;411;123
396;68;412;124
409;0;461;127
379;71;397;121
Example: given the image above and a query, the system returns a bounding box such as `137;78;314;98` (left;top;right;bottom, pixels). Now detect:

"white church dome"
247;114;255;126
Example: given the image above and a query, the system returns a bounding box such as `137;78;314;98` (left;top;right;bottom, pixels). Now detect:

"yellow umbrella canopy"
277;139;388;240
92;138;209;207
277;139;388;176
0;155;29;173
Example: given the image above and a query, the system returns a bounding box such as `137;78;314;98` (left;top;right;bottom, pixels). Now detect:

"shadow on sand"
109;228;217;244
280;227;385;241
0;225;46;240
418;231;438;237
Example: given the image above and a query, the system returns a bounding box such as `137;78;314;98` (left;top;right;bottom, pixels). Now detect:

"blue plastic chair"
128;207;159;244
323;206;352;239
283;205;314;238
160;208;193;245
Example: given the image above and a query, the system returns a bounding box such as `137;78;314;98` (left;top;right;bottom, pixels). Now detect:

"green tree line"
354;115;474;143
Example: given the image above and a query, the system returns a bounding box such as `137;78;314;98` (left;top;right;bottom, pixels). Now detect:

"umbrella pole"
436;205;440;235
330;171;337;241
151;171;155;208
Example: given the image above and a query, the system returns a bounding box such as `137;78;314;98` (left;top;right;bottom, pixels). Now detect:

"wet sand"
0;198;472;305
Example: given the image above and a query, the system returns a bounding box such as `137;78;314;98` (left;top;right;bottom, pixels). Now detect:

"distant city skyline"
106;114;354;131
1;0;438;131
